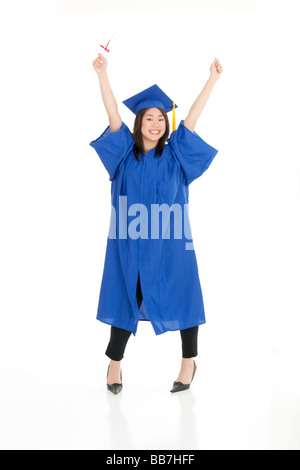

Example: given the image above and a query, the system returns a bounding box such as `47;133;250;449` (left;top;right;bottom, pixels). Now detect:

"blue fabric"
89;120;219;335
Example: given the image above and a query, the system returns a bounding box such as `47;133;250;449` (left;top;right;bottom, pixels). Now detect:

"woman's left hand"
210;58;223;82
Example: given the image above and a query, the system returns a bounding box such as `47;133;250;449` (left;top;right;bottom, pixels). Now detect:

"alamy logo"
108;196;194;251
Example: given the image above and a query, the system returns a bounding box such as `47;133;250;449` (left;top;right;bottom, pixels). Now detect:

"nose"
152;119;163;128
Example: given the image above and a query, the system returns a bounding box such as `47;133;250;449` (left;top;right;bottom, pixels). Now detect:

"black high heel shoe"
170;360;197;393
107;365;123;395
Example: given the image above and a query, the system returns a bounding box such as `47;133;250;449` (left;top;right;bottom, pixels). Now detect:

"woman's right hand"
92;53;108;75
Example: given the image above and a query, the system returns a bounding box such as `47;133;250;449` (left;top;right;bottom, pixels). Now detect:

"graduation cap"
122;84;178;131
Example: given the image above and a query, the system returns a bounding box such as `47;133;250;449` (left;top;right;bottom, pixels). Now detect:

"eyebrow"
145;114;164;117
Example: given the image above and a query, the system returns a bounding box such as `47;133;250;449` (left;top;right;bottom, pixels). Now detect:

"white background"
0;0;300;450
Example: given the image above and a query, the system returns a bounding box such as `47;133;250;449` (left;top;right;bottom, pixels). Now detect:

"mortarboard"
122;84;178;131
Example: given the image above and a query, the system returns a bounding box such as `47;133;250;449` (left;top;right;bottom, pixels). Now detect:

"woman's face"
141;108;166;146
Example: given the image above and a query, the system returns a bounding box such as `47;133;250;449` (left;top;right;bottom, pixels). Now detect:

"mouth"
149;130;161;136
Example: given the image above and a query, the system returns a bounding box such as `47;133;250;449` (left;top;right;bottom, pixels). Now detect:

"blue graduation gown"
89;120;218;335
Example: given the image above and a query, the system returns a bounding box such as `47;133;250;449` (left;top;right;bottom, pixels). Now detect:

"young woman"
90;52;223;394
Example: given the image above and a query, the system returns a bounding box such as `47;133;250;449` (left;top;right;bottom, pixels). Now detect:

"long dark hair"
132;108;170;161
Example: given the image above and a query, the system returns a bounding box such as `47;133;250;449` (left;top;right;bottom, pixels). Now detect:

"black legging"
105;272;199;361
105;324;199;361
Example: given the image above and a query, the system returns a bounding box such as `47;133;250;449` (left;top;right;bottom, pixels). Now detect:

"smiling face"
132;107;170;160
141;108;167;151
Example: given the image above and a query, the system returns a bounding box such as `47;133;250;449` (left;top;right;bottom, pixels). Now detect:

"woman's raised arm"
92;53;122;132
184;58;223;133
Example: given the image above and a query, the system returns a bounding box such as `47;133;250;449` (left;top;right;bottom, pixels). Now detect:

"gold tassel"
172;102;176;132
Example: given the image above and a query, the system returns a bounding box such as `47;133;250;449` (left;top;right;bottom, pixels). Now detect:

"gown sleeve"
89;122;134;181
167;120;219;185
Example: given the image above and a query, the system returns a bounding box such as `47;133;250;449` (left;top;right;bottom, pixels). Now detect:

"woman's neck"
142;139;157;154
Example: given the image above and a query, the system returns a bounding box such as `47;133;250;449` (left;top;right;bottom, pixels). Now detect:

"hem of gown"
150;319;206;336
97;316;206;336
96;317;138;336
